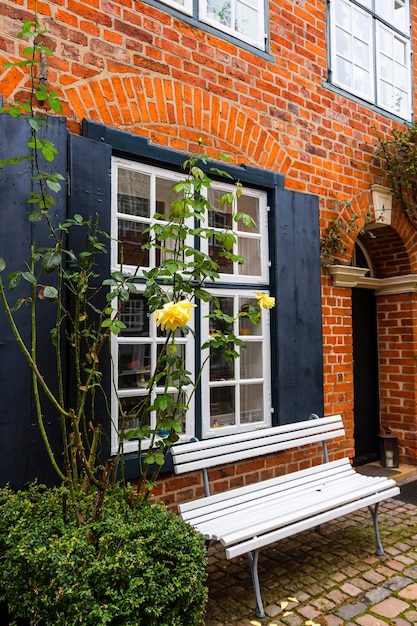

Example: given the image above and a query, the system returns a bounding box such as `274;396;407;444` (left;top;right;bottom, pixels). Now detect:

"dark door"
352;287;380;466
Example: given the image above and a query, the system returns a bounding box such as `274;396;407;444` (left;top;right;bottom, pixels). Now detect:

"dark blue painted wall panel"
0;115;68;487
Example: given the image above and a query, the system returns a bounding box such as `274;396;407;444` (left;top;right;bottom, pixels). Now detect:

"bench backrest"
171;414;345;476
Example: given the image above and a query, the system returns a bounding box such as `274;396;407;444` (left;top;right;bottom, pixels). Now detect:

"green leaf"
42;286;58;301
42;250;61;272
35;89;48;101
0;258;5;272
111;271;125;282
8;271;21;290
48;96;63;114
46;179;61;193
21;271;37;284
41;146;56;162
28;118;44;131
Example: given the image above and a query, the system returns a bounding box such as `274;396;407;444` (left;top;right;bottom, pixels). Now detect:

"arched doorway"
352;241;379;465
329;223;417;467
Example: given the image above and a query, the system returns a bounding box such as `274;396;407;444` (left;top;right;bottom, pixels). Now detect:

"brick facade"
1;0;417;506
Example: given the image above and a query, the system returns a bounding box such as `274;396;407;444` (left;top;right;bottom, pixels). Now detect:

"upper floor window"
329;0;412;120
158;0;265;49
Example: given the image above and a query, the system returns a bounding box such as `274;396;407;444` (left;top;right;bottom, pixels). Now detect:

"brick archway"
353;225;417;465
62;74;293;172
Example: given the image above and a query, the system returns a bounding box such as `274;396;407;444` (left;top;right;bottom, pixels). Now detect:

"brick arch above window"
62;75;292;173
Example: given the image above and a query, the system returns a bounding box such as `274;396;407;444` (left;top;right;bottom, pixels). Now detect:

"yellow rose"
255;291;275;310
154;299;196;331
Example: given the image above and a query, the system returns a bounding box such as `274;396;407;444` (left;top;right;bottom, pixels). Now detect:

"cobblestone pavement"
203;473;417;626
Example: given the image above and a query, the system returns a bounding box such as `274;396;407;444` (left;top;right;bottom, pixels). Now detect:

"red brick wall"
1;0;417;503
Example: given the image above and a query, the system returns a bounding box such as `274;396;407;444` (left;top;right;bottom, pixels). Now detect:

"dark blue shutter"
0;115;68;487
272;188;324;424
68;133;112;460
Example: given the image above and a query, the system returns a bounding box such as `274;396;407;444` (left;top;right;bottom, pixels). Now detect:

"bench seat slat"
180;467;387;530
225;486;400;559
178;458;351;514
183;471;396;539
202;475;398;546
179;459;354;521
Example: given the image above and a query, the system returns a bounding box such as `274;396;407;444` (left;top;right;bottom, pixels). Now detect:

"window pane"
208;188;234;274
155;176;179;220
120;295;149;337
210;351;234;381
210;296;235;381
337;56;353;88
156;343;186;387
235;1;258;39
394;37;406;65
119;396;149;432
240;384;263;423
208;240;233;273
118;170;150;217
118;219;149;267
210;386;236;427
353;10;368;41
239;296;260;336
335;0;350;30
237;194;260;234
156;392;186;433
354;66;371;95
336;28;352;58
208;189;233;228
206;0;231;28
240;342;263;379
118;344;151;389
210;296;234;333
238;237;261;276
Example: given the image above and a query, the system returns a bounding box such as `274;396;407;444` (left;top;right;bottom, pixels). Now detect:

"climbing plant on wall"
375;125;417;231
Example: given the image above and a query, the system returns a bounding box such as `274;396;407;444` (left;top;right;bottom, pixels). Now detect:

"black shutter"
272;188;324;424
0;115;68;487
68;134;112;460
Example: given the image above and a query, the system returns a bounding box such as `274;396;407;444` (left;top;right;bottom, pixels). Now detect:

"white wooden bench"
171;414;400;617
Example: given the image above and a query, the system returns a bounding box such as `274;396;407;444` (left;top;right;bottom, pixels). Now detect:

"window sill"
322;81;413;125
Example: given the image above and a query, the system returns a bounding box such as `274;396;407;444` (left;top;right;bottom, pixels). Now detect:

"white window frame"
200;288;272;437
329;0;412;121
110;156;272;453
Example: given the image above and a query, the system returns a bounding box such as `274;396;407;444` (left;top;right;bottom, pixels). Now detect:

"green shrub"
0;484;207;626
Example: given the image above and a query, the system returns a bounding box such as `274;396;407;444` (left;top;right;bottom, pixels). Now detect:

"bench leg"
368;503;384;556
246;549;265;618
